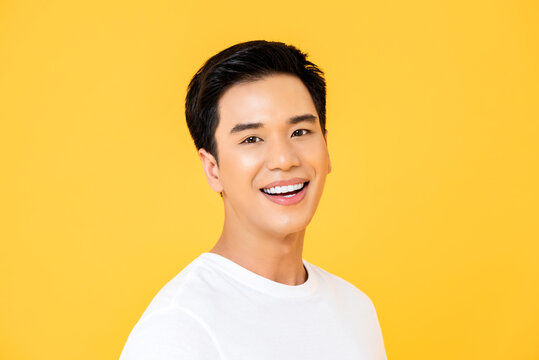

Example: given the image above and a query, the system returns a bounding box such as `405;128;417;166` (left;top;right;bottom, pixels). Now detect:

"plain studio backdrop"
1;1;538;359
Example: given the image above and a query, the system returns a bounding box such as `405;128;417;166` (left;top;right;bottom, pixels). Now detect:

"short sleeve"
119;306;222;360
364;297;388;360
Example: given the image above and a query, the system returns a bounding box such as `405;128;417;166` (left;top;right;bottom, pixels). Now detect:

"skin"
198;73;331;286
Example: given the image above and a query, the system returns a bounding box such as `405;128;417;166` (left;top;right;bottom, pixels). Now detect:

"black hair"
185;40;327;165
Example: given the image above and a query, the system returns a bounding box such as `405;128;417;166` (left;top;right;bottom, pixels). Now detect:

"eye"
292;129;311;137
241;136;262;144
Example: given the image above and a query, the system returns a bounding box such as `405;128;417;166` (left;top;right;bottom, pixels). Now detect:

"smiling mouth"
260;181;309;197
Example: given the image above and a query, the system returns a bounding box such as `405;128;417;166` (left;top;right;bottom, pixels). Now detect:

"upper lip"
261;177;309;189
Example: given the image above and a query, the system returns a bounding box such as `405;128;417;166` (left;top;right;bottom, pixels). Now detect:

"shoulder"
307;260;377;310
307;261;385;350
120;256;226;360
119;305;222;360
135;256;212;320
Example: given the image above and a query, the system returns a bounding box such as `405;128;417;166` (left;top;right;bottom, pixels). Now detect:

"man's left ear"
324;129;332;174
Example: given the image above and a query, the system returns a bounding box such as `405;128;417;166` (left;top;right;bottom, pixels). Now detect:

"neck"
209;215;307;286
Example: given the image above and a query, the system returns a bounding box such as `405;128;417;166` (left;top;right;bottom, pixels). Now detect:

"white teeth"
262;182;305;195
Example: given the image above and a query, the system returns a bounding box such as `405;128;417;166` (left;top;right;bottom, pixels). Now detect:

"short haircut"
185;40;327;165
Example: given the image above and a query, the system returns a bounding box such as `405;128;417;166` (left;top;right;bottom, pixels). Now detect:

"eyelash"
292;129;310;137
241;129;311;144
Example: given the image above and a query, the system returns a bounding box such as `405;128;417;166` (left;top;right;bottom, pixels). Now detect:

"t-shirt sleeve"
119;305;222;360
363;295;388;360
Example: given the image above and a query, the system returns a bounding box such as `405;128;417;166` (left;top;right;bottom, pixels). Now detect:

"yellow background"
1;0;538;359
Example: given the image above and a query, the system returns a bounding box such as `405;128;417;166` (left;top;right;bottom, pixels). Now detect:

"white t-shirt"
120;252;387;360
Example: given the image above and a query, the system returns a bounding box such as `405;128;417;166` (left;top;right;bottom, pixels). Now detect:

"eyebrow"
229;114;317;134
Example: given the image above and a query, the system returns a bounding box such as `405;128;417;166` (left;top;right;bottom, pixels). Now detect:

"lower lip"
260;182;309;206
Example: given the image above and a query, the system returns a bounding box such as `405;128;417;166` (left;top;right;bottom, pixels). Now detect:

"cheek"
303;141;330;171
235;149;264;170
220;148;263;190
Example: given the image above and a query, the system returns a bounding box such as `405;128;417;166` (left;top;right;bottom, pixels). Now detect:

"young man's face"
200;73;331;236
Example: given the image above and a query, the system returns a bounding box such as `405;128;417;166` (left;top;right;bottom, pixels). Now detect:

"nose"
265;136;301;171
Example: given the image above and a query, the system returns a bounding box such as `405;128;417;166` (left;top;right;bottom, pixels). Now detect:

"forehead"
216;74;317;132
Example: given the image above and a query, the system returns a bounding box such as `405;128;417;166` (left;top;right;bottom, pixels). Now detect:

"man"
120;40;387;360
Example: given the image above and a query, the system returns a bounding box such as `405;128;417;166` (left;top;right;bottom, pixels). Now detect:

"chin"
264;214;312;236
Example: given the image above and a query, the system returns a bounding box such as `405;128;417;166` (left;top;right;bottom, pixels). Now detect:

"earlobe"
198;148;224;193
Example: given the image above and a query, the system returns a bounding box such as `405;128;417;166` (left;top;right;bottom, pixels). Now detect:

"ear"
198;148;224;194
324;129;332;174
